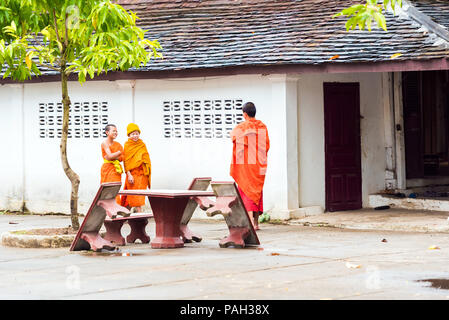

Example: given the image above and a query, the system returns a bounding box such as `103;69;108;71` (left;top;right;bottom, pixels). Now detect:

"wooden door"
402;72;424;178
324;82;362;212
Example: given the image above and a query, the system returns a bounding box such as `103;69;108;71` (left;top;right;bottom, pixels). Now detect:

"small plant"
267;219;289;225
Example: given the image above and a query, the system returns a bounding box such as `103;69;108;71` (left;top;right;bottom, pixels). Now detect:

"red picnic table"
119;189;215;248
70;180;260;252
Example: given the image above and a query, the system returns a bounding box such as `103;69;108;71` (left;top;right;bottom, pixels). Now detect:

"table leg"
127;218;151;244
219;227;250;248
149;197;189;249
103;220;126;246
180;224;202;243
80;231;116;252
97;199;130;219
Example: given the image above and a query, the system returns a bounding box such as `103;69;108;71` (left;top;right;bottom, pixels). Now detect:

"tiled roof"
2;0;449;80
115;0;449;72
412;0;449;29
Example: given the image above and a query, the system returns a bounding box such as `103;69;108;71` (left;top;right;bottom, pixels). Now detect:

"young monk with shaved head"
101;124;124;204
230;102;270;231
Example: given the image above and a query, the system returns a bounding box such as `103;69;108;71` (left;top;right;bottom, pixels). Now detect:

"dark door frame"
323;82;362;212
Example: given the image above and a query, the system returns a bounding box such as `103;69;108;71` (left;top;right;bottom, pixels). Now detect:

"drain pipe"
131;80;136;122
20;83;26;213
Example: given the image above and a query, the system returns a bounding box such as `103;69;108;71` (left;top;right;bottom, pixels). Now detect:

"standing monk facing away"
120;123;152;213
101;124;124;205
230;102;270;231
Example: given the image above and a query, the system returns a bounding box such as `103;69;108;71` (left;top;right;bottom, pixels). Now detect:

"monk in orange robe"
101;124;124;204
230;102;270;231
120;123;152;213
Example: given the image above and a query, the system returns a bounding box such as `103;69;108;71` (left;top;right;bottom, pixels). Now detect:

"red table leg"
127;218;151;244
149;197;190;249
97;199;130;219
206;196;237;217
103;220;126;246
219;227;250;248
80;231;116;252
179;224;202;243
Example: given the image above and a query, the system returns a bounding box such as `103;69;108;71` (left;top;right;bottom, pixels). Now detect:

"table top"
118;189;216;198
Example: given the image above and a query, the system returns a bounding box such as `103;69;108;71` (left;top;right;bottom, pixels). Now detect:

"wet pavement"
290;208;449;233
1;213;449;300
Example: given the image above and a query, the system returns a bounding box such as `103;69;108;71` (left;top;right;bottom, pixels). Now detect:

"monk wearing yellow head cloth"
120;123;152;213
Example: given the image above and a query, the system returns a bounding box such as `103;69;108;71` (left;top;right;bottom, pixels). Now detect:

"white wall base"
369;194;449;212
265;209;291;220
0;199;24;212
290;206;324;219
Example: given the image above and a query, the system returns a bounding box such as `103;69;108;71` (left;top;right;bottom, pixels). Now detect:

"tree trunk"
60;67;80;230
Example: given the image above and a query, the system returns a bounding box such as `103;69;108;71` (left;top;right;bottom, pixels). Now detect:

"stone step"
369;194;449;212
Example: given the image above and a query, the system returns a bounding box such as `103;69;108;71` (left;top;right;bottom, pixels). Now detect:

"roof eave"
1;58;448;85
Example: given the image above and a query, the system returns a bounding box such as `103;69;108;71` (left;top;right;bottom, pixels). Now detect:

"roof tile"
115;0;449;71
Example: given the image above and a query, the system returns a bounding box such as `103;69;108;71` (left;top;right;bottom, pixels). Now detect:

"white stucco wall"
1;72;388;217
0;84;24;211
1;80;134;214
2;75;291;216
298;72;387;210
134;75;286;216
135;76;264;188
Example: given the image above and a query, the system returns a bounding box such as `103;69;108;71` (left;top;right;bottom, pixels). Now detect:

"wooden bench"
179;177;215;243
70;182;130;252
103;213;153;246
206;181;260;248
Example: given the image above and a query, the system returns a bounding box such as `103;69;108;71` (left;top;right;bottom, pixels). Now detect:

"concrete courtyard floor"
1;210;449;301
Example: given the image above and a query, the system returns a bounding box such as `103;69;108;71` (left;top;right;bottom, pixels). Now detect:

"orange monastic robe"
100;141;124;204
230;118;270;206
121;138;152;208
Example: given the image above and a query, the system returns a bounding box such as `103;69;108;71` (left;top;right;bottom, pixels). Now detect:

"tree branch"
52;9;62;46
36;62;61;72
64;68;75;76
64;12;69;48
27;45;61;71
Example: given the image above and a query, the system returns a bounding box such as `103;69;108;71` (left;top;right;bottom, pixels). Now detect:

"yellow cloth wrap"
143;162;151;176
103;159;123;174
127;123;141;136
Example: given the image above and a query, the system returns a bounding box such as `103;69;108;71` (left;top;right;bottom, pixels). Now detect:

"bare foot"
249;218;258;231
251;219;260;231
253;213;260;231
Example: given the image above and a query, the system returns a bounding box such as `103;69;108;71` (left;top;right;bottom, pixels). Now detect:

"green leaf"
2;68;10;79
366;16;372;31
78;68;86;83
337;0;402;32
373;12;387;31
345;16;357;31
41;28;50;40
25;50;34;69
56;41;63;53
31;63;41;76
